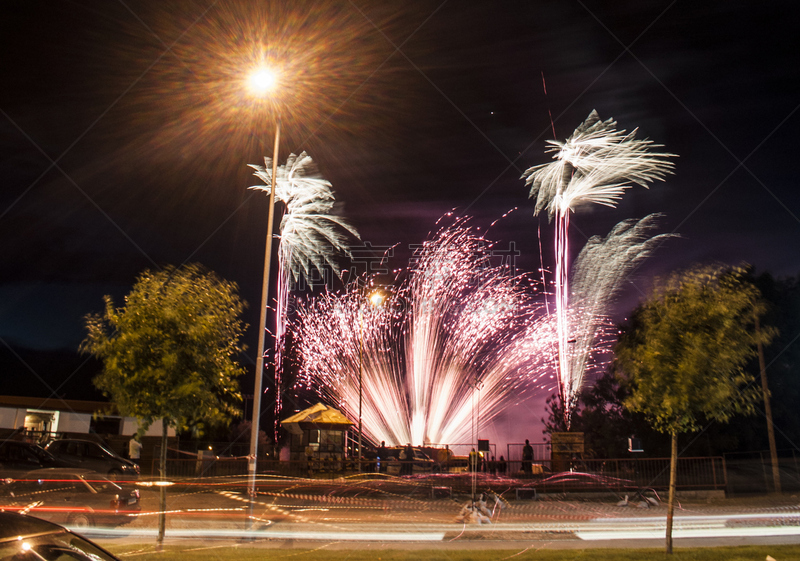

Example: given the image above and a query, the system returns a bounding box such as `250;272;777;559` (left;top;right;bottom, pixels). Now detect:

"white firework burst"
521;110;675;426
249;151;359;436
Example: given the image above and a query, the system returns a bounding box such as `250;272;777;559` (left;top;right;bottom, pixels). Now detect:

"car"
0;510;121;561
45;439;139;480
0;440;71;476
384;446;435;476
0;468;141;529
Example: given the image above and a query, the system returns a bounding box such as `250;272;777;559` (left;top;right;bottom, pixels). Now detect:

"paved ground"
80;475;800;551
8;472;800;551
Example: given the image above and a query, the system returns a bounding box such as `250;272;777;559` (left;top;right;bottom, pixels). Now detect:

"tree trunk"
157;418;168;549
666;430;677;554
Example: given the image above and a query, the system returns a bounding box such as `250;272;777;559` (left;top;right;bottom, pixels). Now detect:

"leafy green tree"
80;263;246;546
615;264;772;554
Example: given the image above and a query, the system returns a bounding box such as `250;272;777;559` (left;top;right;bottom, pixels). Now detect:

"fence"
724;449;800;494
148;456;446;479
506;441;551;474
144;451;726;492
495;455;726;492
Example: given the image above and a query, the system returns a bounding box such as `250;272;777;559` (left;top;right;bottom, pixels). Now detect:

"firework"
564;214;678;413
249;151;359;437
522;111;674;426
295;220;556;446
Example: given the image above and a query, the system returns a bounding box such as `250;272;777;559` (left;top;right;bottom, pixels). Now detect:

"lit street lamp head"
247;67;279;96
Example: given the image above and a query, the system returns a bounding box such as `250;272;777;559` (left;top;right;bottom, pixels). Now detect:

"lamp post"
246;66;279;514
358;289;387;473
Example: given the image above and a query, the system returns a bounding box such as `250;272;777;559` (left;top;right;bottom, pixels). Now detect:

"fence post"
722;455;728;494
712;457;717;489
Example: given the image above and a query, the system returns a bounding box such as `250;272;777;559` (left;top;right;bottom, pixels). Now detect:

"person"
468;448;479;473
128;435;143;464
437;445;451;473
489;456;497;476
377;441;388;473
498;455;507;475
403;443;414;476
10;426;29;442
522;439;533;475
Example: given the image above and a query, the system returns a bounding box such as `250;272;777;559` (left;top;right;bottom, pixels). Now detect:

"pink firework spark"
295;220;557;446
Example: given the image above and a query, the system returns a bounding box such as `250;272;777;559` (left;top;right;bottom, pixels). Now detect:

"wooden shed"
281;403;354;468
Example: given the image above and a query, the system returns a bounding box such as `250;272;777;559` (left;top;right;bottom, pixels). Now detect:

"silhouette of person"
378;441;388;473
522;439;533;474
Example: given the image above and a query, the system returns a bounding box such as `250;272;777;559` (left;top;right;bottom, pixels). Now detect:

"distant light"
369;290;387;307
247;68;278;96
139;480;175;487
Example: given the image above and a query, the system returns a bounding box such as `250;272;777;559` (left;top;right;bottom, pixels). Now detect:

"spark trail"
249;152;358;439
564;214;678;414
522;111;674;426
295;221;556;446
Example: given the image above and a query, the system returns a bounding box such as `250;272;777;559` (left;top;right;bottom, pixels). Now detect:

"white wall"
121;417;175;437
0;406;174;437
0;407;24;430
56;412;93;433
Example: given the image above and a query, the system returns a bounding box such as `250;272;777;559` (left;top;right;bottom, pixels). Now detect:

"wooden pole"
755;312;781;493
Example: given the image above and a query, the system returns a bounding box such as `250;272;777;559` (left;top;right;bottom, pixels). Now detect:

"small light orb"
369;291;386;307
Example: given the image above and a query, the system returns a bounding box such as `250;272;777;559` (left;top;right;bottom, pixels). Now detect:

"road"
7;473;800;550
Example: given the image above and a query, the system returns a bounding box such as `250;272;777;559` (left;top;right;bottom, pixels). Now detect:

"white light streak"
521;111;675;426
249;151;359;427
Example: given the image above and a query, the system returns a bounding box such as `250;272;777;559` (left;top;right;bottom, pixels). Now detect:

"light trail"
249;151;358;438
76;526;446;541
522;111;675;426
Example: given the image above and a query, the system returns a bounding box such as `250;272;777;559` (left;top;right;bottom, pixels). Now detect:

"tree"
615;264;772;554
80;264;246;547
542;372;671;459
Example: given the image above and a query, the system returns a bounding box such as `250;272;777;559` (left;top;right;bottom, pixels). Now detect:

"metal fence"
506;441;551;474
145;453;727;492
554;456;727;492
724;450;800;494
473;455;726;492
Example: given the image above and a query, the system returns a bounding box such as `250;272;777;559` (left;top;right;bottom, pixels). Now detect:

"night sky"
2;1;799;443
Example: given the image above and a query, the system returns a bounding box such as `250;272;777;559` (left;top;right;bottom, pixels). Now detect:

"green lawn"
104;543;800;561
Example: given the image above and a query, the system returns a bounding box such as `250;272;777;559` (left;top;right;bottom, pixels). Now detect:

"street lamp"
246;65;280;508
358;288;387;473
248;68;278;94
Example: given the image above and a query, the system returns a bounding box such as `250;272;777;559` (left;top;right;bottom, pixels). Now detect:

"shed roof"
281;403;353;434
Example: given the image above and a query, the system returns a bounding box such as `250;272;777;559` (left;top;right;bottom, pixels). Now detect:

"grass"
104;543;800;561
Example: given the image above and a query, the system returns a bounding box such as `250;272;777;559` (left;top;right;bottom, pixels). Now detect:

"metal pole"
248;119;280;523
358;302;363;473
